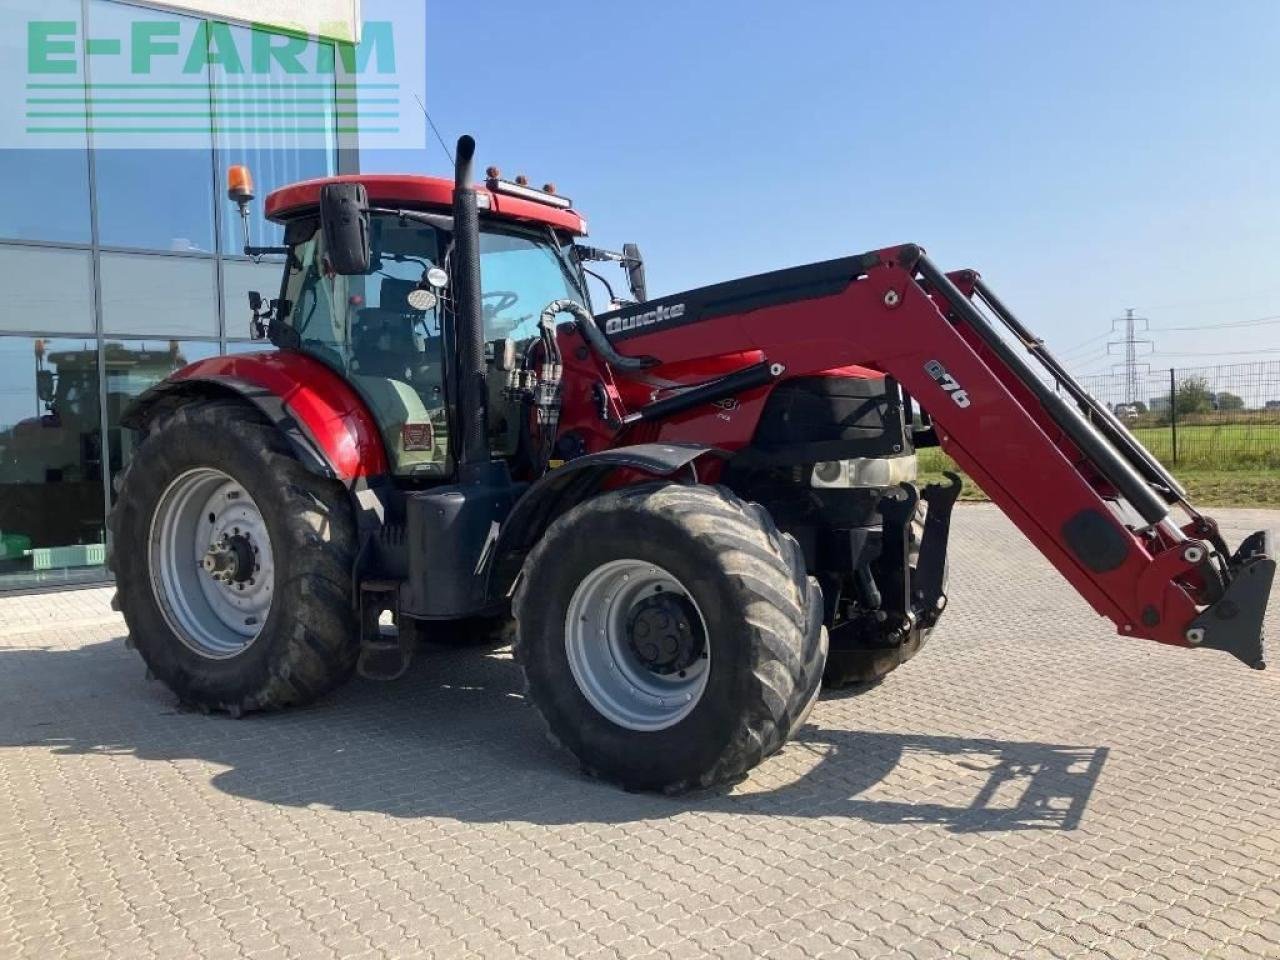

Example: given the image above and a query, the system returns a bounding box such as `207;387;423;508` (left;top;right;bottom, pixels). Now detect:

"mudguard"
487;443;725;598
122;352;390;481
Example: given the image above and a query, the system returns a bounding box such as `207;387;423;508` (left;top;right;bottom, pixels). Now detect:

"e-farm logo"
3;2;425;150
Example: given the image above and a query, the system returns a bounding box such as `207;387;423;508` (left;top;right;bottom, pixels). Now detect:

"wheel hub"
149;468;274;660
201;533;256;585
625;591;705;676
564;559;711;732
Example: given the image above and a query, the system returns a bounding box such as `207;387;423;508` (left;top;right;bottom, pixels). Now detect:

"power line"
1151;348;1280;358
1151;314;1280;332
1056;329;1112;357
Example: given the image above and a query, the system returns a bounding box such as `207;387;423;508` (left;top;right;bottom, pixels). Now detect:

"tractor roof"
265;174;588;236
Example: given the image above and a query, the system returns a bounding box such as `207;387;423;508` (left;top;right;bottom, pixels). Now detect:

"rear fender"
487;443;725;599
122;352;390;482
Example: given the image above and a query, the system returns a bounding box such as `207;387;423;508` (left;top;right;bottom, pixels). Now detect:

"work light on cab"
484;165;573;209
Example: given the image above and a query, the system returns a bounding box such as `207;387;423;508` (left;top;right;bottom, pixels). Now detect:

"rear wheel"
109;399;360;713
514;483;826;793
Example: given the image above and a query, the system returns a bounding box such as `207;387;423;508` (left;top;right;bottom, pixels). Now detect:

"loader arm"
603;243;1274;667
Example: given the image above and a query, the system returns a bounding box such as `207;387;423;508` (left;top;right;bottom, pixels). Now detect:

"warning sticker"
402;422;434;451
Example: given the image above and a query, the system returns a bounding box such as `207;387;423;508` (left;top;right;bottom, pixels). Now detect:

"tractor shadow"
0;637;1106;834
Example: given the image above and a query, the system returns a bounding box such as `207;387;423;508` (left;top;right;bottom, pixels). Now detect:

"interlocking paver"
1;504;1278;958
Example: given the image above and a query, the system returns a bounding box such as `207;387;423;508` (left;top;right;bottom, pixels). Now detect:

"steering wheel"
483;290;520;315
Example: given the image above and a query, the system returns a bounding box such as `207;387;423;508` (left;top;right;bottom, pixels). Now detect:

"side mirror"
319;182;371;275
247;290;263;312
36;370;54;404
622;243;647;303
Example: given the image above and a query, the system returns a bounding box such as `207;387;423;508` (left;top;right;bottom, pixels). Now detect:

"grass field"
917;446;1280;507
1128;422;1280;470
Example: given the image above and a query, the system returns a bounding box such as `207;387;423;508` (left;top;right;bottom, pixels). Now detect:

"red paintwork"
554;244;1219;653
171;352;389;479
265;174;588;236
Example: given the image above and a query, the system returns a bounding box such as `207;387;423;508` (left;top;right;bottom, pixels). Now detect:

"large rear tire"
109;399;360;714
513;483;827;793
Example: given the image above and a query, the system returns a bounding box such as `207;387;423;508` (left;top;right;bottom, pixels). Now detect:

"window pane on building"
213;23;337;253
0;247;94;335
100;253;217;336
0;0;91;243
0;152;92;245
95;149;217;252
104;339;218;499
0;336;106;590
88;2;216;252
222;258;285;339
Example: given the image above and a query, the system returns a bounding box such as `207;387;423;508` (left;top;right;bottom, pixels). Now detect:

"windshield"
479;226;587;342
282;213;588;477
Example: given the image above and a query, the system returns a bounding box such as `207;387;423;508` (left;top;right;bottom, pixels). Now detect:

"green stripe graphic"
27;127;399;134
28;112;395;118
28;98;399;105
27;82;401;90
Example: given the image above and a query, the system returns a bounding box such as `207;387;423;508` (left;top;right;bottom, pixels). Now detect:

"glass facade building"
0;0;352;591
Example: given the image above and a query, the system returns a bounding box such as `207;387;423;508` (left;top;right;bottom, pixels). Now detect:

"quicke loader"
110;136;1275;792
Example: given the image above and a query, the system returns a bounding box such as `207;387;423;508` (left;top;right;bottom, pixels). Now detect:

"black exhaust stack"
401;135;519;624
452;135;489;467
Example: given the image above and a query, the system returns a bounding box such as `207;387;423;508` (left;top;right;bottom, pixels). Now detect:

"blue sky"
362;0;1280;377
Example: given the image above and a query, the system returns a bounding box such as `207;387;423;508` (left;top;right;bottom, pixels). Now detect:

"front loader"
109;136;1274;793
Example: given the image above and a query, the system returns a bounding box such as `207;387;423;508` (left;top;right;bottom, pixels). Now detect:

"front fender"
487;442;726;598
123;352;389;481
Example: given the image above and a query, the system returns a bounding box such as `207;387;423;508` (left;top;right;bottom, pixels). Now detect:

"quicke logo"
605;302;686;336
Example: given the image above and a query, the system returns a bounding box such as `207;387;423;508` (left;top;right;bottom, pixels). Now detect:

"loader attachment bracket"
1190;531;1275;670
877;484;920;637
916;472;962;628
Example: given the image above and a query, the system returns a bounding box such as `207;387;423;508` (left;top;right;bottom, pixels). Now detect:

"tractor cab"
229;167;639;481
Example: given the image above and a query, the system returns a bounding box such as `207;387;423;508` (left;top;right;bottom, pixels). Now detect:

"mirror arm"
574;244;626;264
242;244;289;260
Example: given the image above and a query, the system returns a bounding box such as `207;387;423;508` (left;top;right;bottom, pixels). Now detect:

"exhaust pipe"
452;134;489;467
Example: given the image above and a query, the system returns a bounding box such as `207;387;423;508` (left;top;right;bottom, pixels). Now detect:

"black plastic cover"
735;375;907;468
401;461;520;619
1061;509;1130;573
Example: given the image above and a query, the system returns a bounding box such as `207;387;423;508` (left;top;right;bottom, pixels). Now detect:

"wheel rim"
148;468;274;660
564;559;710;731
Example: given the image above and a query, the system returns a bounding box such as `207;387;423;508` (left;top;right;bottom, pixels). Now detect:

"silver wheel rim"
564;559;710;731
149;468;275;660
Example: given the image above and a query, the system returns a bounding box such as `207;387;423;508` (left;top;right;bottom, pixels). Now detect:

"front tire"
109;399;360;714
513;483;827;793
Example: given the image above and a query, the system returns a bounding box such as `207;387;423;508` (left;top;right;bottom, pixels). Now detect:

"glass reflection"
105;339;219;496
212;22;336;253
99;253;218;337
0;336;105;589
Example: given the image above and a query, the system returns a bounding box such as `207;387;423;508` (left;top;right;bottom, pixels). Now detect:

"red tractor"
111;137;1274;793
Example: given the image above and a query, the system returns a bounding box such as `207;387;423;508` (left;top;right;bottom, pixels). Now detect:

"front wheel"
109;399;360;714
513;484;827;793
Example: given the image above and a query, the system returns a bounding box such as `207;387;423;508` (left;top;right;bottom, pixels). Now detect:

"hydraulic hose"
539;299;659;371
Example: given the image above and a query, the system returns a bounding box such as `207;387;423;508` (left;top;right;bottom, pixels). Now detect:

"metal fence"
1076;362;1280;469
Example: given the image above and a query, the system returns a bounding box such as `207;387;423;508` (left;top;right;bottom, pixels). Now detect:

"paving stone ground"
1;504;1278;959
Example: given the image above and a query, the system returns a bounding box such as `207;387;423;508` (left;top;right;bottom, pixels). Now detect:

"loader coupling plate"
1189;530;1275;670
